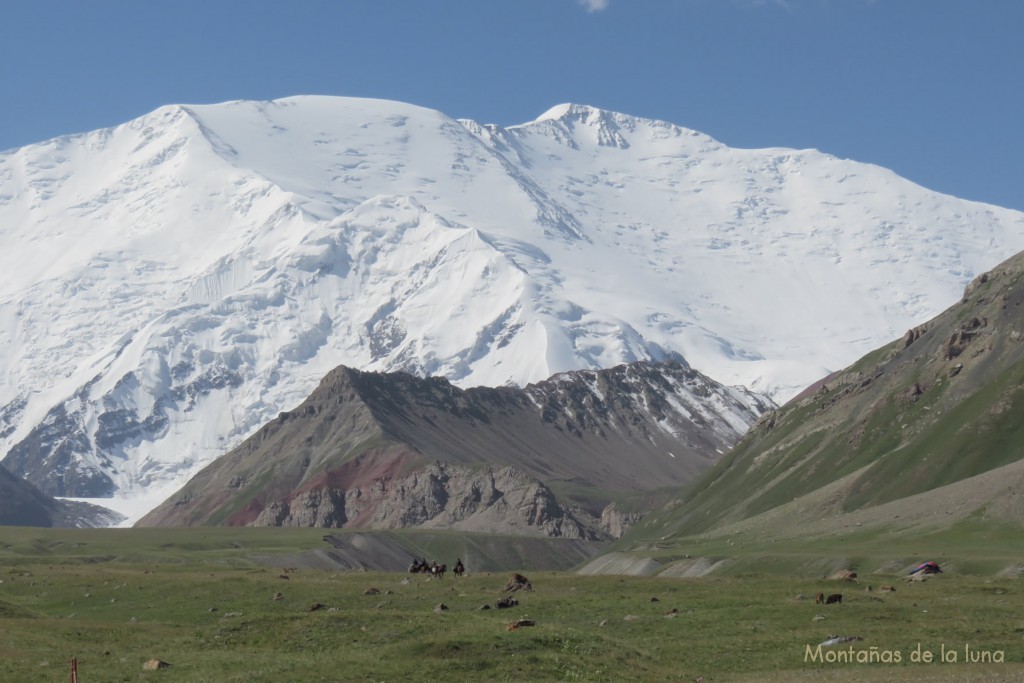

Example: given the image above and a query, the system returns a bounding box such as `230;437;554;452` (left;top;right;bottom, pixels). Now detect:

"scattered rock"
142;659;171;670
879;585;896;593
650;597;660;603
812;615;826;622
819;635;864;647
503;572;532;592
507;619;535;631
829;570;858;582
307;602;325;612
478;604;491;611
623;614;640;622
433;603;449;612
599;619;608;626
495;596;519;609
272;592;284;601
364;587;381;595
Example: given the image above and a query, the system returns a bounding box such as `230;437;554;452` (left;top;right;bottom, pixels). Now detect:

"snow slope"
1;96;1022;520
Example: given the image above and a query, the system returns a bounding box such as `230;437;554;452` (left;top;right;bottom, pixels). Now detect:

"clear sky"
2;1;1021;211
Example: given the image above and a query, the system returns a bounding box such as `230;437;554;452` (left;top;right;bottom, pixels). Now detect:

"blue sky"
2;1;1021;210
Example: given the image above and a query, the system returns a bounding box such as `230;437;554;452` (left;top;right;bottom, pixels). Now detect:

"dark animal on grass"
815;592;825;604
825;594;843;604
454;559;465;577
495;596;519;609
430;562;447;578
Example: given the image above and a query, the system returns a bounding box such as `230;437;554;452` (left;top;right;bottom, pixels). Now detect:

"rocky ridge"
137;359;770;538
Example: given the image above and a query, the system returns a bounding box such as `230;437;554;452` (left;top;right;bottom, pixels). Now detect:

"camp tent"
909;561;942;575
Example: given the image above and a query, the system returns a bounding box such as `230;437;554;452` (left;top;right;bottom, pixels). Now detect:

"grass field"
1;526;1023;682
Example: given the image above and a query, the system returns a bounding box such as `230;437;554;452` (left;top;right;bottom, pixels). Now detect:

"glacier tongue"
1;95;1023;519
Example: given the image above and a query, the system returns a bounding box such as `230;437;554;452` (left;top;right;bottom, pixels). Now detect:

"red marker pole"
70;657;78;683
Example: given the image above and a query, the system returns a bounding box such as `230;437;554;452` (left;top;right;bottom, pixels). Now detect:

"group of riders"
408;557;465;577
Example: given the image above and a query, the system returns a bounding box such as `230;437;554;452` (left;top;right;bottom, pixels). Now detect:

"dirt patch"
577;552;663;576
658;557;732;578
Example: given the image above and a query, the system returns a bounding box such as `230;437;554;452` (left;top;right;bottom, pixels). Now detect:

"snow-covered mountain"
2;96;1022;520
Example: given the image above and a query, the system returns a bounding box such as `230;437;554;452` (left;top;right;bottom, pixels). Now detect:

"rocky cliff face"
599;502;646;539
254;461;598;539
137;359;770;537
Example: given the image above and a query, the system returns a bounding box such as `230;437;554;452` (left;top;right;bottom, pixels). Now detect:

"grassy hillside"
625;253;1024;548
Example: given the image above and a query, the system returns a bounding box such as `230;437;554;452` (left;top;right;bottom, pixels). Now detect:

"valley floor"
0;527;1022;681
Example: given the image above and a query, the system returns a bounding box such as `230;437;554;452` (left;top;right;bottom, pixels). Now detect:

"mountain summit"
1;95;1022;519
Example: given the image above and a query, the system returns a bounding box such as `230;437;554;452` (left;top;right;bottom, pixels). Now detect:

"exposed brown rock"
600;502;644;539
507;619;535;630
503;572;532;592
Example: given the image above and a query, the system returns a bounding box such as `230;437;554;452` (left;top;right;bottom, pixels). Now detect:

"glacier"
1;95;1022;521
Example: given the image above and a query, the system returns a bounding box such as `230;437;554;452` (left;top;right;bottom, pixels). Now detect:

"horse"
453;559;465;577
430;562;447;578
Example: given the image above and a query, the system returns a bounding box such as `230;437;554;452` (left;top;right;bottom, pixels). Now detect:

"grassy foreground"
1;527;1023;682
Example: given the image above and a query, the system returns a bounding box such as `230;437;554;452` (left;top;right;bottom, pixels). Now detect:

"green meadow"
1;526;1022;682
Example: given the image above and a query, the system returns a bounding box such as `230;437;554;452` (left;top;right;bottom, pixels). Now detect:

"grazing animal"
815;592;825;604
825;593;843;605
